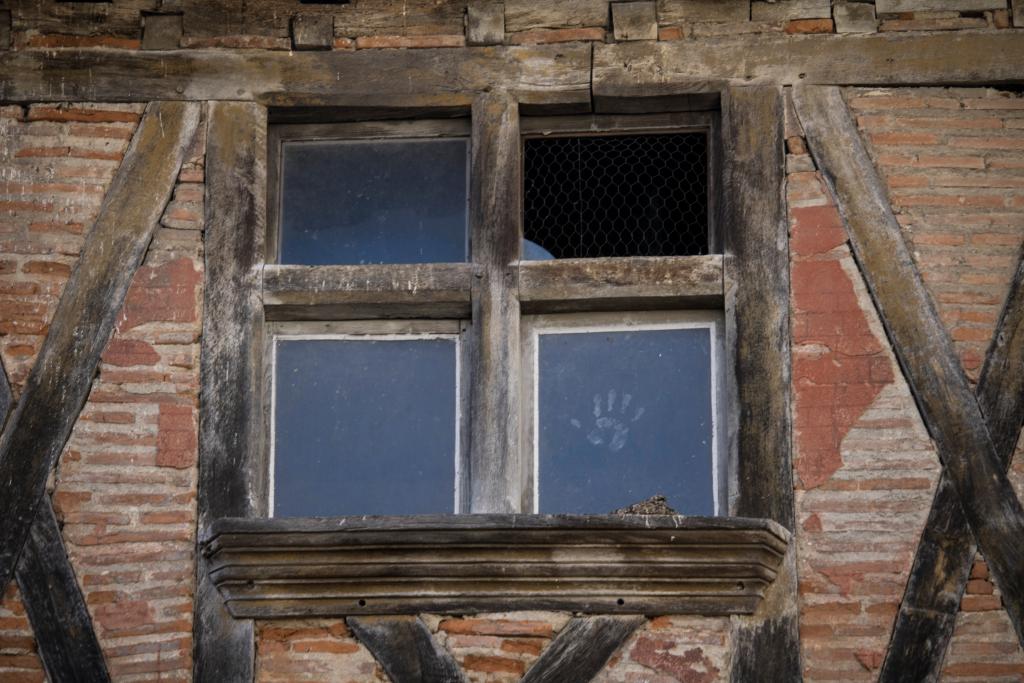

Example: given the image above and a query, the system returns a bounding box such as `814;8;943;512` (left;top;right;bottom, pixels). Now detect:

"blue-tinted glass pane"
279;138;468;265
274;338;457;517
537;328;715;515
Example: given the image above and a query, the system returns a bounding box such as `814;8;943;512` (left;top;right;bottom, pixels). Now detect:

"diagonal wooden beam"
16;503;111;682
878;243;1024;681
794;85;1024;665
0;337;111;680
0;100;201;592
521;616;644;683
348;616;465;683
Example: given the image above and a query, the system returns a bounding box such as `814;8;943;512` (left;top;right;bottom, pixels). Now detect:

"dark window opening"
523;133;709;259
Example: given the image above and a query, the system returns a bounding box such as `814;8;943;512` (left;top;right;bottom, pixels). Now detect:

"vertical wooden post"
195;101;267;683
468;91;523;513
721;85;802;682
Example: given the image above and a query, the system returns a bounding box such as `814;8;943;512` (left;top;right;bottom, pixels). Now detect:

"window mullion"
467;91;523;513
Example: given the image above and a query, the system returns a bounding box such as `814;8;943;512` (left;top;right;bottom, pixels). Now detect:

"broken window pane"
536;327;716;515
279;137;469;265
273;337;458;517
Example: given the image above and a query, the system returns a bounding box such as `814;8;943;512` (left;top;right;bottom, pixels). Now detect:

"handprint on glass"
570;389;645;452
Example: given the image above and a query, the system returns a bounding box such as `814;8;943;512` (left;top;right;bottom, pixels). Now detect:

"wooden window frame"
261;110;729;516
519;310;728;516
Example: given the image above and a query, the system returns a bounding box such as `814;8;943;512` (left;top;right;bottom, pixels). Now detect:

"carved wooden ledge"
201;514;790;619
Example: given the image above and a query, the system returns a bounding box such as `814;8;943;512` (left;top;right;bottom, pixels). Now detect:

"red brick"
439;618;554;638
118;257;201;331
658;26;685;41
785;18;834;34
23;34;140;49
462;655;526;674
507;28;605;44
355;34;466;49
26;107;140;124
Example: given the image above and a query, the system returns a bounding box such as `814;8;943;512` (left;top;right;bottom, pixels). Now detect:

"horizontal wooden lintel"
518;255;723;313
262;263;476;320
593;32;1024;112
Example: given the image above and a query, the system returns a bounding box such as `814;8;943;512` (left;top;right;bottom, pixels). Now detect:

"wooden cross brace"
348;614;644;683
794;86;1024;680
0;101;201;681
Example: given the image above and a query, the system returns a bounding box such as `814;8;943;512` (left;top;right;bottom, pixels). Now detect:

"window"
264;111;724;518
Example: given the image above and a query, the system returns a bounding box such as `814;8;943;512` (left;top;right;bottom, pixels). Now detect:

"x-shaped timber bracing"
794;85;1024;680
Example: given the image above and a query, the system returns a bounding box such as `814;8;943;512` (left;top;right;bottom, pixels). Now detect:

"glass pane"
279;138;469;265
537;328;715;515
273;338;458;517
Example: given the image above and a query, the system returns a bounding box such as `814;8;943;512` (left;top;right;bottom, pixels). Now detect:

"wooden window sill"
201;514;789;619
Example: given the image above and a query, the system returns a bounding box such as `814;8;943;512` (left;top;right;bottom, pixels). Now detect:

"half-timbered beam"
517;255;723;313
721;85;801;683
879;244;1024;681
467;91;522;513
348;616;465;683
794;85;1024;666
17;504;111;683
0;101;201;592
592;32;1024;112
262;263;475;320
521;616;644;683
0;44;592;110
0;357;110;680
194;101;267;683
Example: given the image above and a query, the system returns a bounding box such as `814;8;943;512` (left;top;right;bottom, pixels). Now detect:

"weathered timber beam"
347;616;465;683
262;263;475;320
194;101;267;683
879;242;1024;681
468;91;522;513
794;85;1024;658
0;101;200;592
0;358;110;681
517;255;723;313
0;356;10;431
521;616;644;683
593;32;1024;111
17;503;110;683
721;85;801;683
0;44;592;110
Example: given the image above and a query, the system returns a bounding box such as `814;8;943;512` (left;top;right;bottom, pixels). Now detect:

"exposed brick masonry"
849;86;1024;683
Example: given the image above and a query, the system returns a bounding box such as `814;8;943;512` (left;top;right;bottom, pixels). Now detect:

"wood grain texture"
468;92;522;513
517;255;723;313
16;503;111;683
8;0;156;37
262;263;475;320
0;101;200;593
879;243;1024;682
194;101;267;683
721;85;801;683
730;615;801;683
0;355;10;432
521;616;644;683
0;44;592;112
202;514;789;618
0;356;110;682
593;32;1024;111
795;84;1024;657
721;86;793;530
348;616;465;683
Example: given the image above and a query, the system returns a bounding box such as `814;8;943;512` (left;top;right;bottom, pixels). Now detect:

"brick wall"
0;102;204;682
255;614;732;682
849;86;1024;683
787;127;942;681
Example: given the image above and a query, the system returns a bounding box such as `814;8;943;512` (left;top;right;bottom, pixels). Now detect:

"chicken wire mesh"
522;132;710;259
